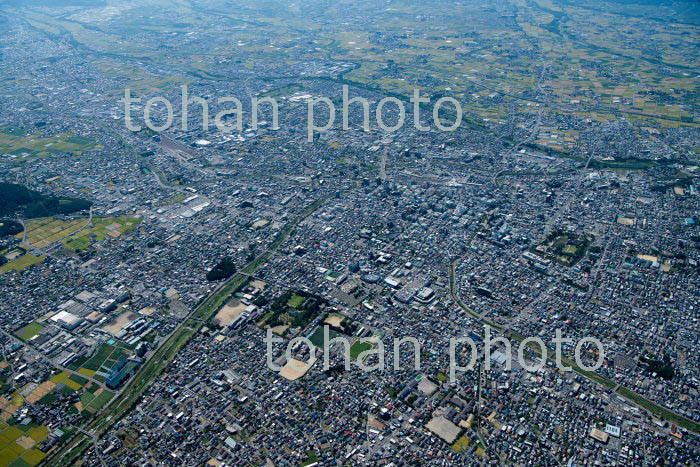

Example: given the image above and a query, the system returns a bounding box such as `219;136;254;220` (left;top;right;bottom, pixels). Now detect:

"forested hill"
0;182;92;219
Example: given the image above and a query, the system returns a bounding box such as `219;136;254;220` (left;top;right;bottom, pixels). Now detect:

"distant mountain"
608;0;697;3
1;0;106;6
0;182;92;219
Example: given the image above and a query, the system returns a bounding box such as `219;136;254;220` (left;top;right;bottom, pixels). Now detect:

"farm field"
73;343;131;382
0;421;49;467
0;126;100;163
18;216;142;252
0;254;45;274
20;218;89;249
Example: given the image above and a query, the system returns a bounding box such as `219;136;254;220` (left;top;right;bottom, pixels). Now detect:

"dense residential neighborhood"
0;0;698;465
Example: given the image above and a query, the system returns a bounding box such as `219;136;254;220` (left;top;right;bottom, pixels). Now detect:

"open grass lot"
260;83;303;98
0;427;23;446
14;322;43;342
287;293;306;309
300;450;318;467
308;326;340;348
349;340;373;360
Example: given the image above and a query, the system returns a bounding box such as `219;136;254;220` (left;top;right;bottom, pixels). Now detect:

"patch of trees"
0;183;41;216
563;278;589;291
321;313;357;336
0;182;92;218
640;354;674;380
0;219;22;237
206;257;236;281
324;364;346;376
24;198;92;219
253;295;269;307
267;291;326;329
267;290;295;327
